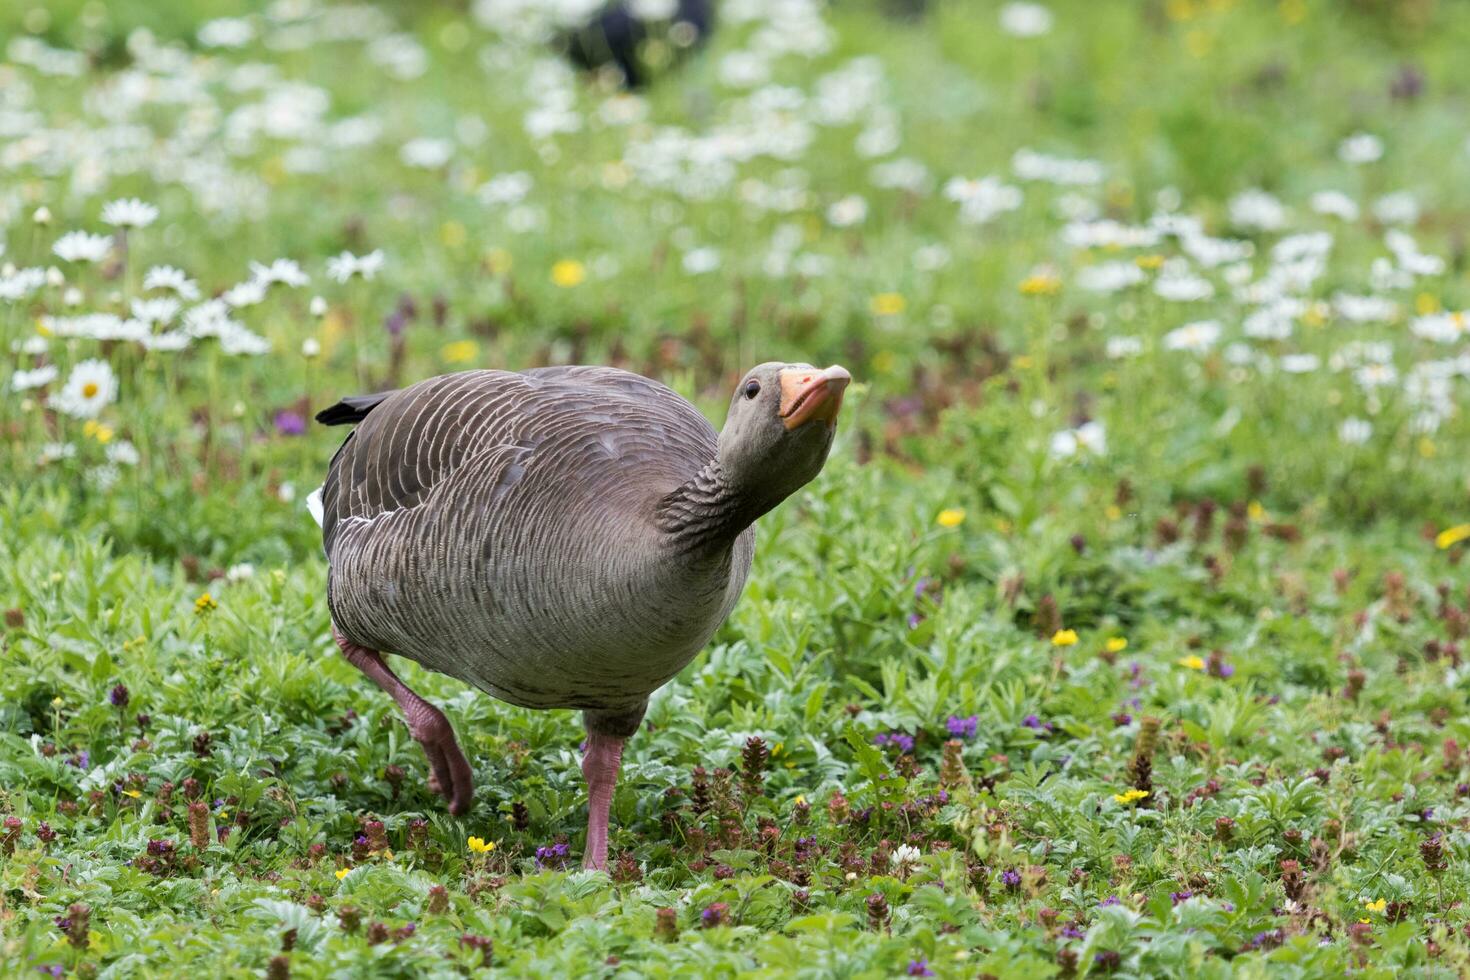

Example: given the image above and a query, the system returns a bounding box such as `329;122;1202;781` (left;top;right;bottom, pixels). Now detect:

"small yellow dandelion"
869;292;906;316
194;592;217;616
1051;629;1079;647
1247;501;1266;522
440;340;479;364
121;789;141;799
335;867;352;880
794;795;807;806
1363;898;1386;913
1113;789;1149;804
1177;655;1206;671
1105;504;1123;521
1018;271;1061;296
1415;292;1439;316
1105;637;1128;653
937;508;966;528
551;259;586;288
1436;524;1470;550
1135;254;1165;271
467;836;495;854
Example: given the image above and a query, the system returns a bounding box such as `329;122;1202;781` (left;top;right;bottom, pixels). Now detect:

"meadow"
3;0;1470;975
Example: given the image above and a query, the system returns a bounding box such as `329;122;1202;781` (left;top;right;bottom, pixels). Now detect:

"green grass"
4;0;1470;975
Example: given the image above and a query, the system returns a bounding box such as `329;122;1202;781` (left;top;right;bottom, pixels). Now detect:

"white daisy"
1163;320;1222;353
106;440;140;466
250;258;310;288
51;359;118;419
682;248;721;275
130;297;180;325
143;266;201;300
101;198;159;229
223;280;268;308
1338;132;1383;165
10;365;59;390
325;249;385;283
1338;417;1372;445
999;2;1053;37
52;231;113;263
826;195;868;227
1228;189;1287;232
1310;190;1359;222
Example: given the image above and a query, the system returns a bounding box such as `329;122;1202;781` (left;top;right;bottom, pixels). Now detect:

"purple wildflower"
535;842;570;868
946;714;979;739
1061;925;1084;939
274;410;307;436
37;967;64;978
906;960;936;977
873;732;915;753
1099;896;1120;907
700;902;729;928
66;750;90;769
1001;869;1022;888
109;683;130;708
1170;890;1193;905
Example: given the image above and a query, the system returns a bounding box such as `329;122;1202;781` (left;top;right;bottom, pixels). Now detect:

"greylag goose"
311;361;850;869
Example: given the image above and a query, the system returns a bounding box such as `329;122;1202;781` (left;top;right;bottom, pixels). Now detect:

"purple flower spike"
906;960;936;977
946;714;979;739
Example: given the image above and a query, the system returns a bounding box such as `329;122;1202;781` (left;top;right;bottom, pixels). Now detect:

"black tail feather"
315;391;394;426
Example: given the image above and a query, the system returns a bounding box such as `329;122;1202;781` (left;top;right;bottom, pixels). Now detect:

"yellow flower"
1051;629;1078;647
335;867;352;880
439;220;467;249
869;292;906;316
194;592;217;616
52;696;63;707
794;795;807;806
1113;789;1149;804
1415;292;1439;316
1105;505;1123;521
440;340;479;364
936;508;966;528
1018;271;1061;296
1363;898;1386;913
1105;637;1128;653
1247;501;1266;522
551;259;586;287
121;789;141;799
1436;524;1470;550
1134;254;1164;271
1177;655;1206;671
467;836;495;854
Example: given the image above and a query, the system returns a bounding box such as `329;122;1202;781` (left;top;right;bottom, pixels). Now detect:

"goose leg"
581;732;624;871
333;626;474;815
581;706;646;871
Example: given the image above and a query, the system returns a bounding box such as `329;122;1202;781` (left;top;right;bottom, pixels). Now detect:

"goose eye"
742;379;761;399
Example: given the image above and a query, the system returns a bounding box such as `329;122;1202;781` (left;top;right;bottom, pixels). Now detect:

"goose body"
314;360;850;867
321;367;753;721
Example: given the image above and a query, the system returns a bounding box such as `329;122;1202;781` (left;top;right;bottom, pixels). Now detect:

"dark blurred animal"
563;0;714;88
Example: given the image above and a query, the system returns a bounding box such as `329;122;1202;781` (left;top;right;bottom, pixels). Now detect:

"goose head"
717;361;851;508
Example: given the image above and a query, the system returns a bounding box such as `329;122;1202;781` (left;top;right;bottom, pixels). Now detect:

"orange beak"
778;365;852;430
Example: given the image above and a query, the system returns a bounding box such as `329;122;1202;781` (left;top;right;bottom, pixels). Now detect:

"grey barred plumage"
315;360;850;868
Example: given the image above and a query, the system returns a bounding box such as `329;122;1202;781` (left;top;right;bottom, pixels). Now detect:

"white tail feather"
306;486;324;527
